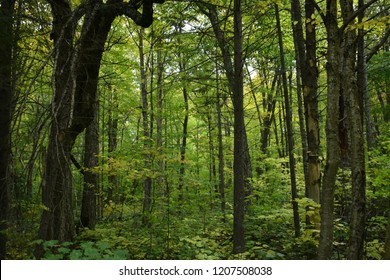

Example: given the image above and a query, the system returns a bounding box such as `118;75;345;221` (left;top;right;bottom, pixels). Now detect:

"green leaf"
69;250;83;260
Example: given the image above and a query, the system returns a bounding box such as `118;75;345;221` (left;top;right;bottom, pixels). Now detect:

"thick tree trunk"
341;0;366;260
232;0;246;254
0;0;15;260
318;0;341;259
36;0;76;257
303;0;321;209
290;0;321;227
80;96;99;230
36;0;165;257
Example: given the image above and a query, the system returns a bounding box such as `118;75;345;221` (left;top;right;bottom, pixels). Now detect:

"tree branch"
366;27;390;63
70;154;85;175
340;0;379;32
103;0;164;27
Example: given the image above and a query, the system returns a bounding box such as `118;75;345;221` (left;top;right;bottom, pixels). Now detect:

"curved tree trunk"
35;0;164;258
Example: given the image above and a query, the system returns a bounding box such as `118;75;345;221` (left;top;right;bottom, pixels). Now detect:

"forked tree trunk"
35;0;163;258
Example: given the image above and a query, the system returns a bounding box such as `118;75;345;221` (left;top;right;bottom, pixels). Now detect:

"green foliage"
6;0;390;261
32;237;129;260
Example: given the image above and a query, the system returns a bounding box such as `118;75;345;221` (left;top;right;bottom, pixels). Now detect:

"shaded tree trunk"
232;0;246;254
0;0;15;260
107;86;118;203
385;200;390;259
341;0;366;260
80;94;99;230
290;0;321;227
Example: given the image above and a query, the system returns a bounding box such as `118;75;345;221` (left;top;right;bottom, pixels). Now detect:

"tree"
318;0;342;259
318;0;376;259
231;0;246;254
196;0;251;254
385;200;390;259
35;0;164;258
275;3;300;238
0;0;15;260
290;0;321;226
79;93;99;230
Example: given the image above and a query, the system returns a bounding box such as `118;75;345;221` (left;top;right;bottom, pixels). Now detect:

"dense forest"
0;0;389;260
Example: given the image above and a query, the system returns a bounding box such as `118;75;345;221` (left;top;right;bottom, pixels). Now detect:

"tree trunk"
385;200;390;259
275;4;300;238
303;0;321;209
318;0;341;259
107;86;118;203
291;0;321;228
138;28;153;225
0;0;15;260
156;47;165;189
341;0;366;260
259;74;278;161
216;60;226;220
178;42;189;202
232;0;246;254
80;95;99;230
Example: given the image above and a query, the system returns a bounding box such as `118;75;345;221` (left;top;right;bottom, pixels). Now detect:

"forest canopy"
0;0;389;260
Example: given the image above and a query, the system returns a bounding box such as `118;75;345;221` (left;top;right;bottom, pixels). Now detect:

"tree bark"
341;0;366;260
0;0;15;260
290;0;321;228
318;0;342;259
107;86;118;203
275;4;300;238
138;27;153;225
80;94;99;230
232;0;246;254
216;59;226;220
385;200;390;259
